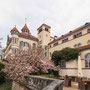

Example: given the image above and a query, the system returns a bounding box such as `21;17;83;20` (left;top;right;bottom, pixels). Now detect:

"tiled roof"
77;44;90;50
37;23;51;30
8;37;11;41
3;48;6;52
21;24;29;31
20;33;38;41
11;27;19;32
49;22;90;44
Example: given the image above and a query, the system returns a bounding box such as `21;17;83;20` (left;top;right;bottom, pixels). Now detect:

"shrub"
0;63;6;85
51;48;79;66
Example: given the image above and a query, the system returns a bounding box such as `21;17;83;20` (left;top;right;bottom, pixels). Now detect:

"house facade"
5;22;90;78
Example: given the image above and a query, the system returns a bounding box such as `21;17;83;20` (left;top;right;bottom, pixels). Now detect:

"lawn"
0;81;12;90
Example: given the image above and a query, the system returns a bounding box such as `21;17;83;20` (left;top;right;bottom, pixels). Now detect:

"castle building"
5;22;90;78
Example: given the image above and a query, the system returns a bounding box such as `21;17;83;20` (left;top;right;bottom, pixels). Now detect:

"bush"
0;63;6;85
51;48;79;66
0;63;5;71
0;72;6;85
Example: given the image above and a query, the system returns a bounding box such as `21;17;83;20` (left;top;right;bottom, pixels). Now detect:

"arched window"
85;53;90;67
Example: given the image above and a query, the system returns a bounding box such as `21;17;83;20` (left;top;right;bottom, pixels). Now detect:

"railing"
25;75;64;90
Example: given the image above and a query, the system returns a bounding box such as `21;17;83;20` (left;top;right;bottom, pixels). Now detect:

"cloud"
0;0;90;47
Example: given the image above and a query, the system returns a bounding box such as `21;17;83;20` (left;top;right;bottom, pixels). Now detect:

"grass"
0;81;12;90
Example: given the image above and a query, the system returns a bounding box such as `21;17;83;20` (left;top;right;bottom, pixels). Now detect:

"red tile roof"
21;24;29;31
77;45;90;50
3;48;6;52
20;33;38;41
11;27;19;32
49;22;90;44
8;37;11;41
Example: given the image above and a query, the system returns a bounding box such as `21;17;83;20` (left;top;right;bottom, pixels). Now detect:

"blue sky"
0;0;90;47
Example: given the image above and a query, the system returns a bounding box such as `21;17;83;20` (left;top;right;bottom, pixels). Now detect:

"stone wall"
25;75;64;90
12;75;64;90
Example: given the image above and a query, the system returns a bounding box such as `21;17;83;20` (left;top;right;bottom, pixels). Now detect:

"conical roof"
11;27;19;32
21;24;29;31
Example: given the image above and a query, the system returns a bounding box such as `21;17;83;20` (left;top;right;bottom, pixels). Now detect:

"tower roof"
37;23;51;30
11;27;19;32
21;24;29;31
11;27;19;33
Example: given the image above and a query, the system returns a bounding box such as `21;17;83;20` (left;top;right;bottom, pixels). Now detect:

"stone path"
64;82;80;90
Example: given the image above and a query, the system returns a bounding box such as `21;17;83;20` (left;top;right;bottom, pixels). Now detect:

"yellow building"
5;22;90;78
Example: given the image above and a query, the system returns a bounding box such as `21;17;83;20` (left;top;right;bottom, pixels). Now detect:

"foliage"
0;80;12;90
3;48;59;83
51;48;79;65
0;63;5;71
51;51;62;65
0;63;6;84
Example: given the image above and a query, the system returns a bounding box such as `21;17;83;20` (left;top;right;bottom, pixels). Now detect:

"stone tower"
37;24;51;57
37;24;51;48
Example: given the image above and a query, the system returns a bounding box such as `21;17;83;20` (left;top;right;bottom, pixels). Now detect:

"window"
45;46;47;51
73;32;82;39
87;29;90;33
24;42;29;47
87;40;90;45
38;29;42;33
59;60;66;68
12;48;18;54
74;44;78;48
20;41;24;46
12;38;18;44
62;38;68;43
53;42;58;46
78;43;81;47
74;43;81;48
45;28;48;32
85;54;90;68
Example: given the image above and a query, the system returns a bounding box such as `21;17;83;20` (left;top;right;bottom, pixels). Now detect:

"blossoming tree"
3;47;59;83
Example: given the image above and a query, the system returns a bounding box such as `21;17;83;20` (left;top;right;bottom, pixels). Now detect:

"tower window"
85;54;90;67
38;29;42;34
45;28;48;32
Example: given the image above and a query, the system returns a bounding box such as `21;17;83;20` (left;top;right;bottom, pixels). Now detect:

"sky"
0;0;90;47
